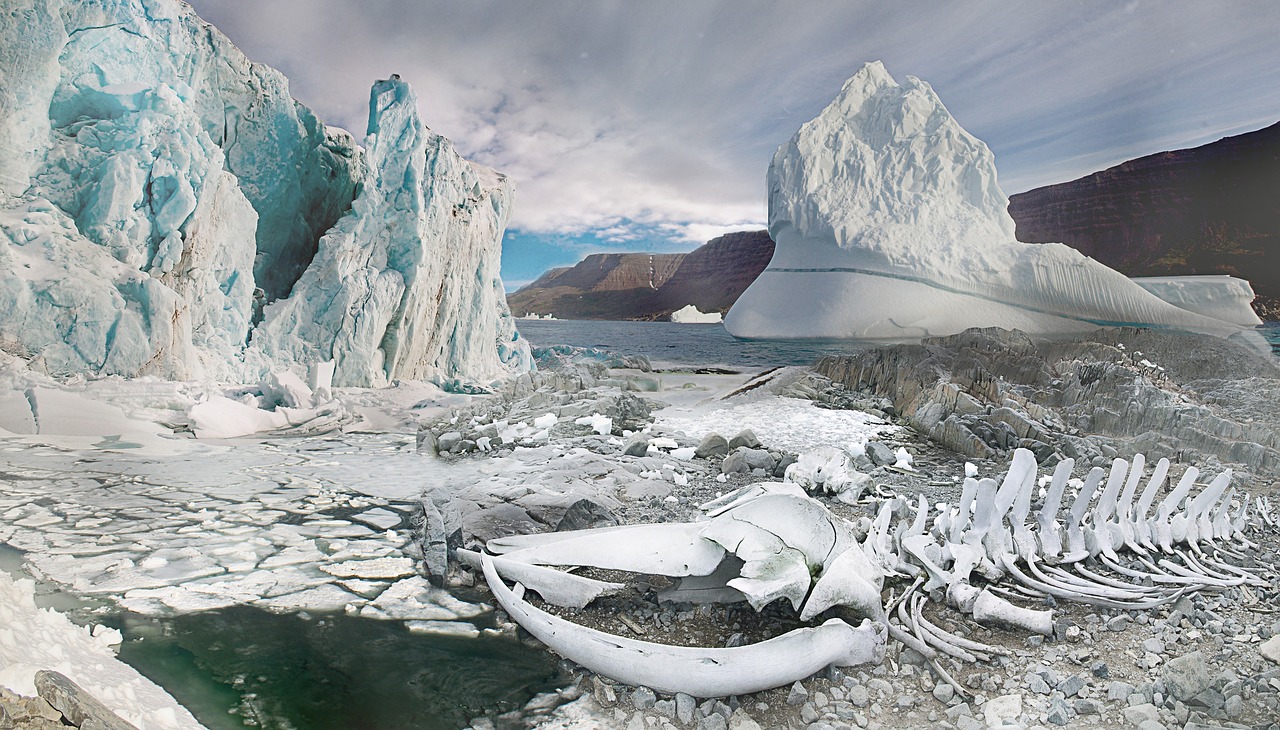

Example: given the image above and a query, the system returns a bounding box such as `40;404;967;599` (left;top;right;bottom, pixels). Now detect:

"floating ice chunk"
670;304;723;324
259;370;314;408
351;508;403;530
671;447;697;461
404;620;481;638
320;557;417;580
261;584;362;613
649;437;679;450
190;395;289;439
894;447;914;470
965;462;979;478
362;576;489;621
533;413;558;430
574;414;614;435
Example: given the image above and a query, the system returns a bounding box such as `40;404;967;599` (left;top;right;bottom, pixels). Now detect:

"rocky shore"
402;328;1280;730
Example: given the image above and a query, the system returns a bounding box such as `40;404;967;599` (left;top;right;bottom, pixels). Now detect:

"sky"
187;1;1280;288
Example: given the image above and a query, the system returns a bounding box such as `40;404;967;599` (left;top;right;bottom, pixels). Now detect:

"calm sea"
516;319;1280;366
516;320;879;368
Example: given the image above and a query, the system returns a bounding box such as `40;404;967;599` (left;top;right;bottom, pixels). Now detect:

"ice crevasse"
0;0;531;386
725;61;1262;342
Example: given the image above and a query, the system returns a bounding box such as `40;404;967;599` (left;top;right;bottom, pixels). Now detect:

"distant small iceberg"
519;312;557;320
670;305;723;324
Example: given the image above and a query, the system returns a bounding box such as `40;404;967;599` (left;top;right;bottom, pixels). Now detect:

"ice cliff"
0;0;530;386
725;62;1261;341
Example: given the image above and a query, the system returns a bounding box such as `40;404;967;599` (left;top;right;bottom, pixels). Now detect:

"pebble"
932;683;955;704
787;682;809;706
633;686;657;711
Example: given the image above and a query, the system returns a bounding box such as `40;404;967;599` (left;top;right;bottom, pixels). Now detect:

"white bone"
499;523;725;576
482;554;885;697
456;548;624;609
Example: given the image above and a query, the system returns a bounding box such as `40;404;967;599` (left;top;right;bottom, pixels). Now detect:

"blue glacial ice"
725;62;1262;342
0;0;529;387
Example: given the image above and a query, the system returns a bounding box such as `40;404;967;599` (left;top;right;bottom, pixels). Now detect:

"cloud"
189;0;1280;245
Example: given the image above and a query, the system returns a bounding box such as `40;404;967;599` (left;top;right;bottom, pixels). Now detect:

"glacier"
725;61;1262;341
0;0;529;386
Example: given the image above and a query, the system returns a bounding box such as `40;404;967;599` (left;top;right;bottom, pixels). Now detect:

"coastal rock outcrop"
725;62;1261;341
0;0;529;386
814;327;1280;478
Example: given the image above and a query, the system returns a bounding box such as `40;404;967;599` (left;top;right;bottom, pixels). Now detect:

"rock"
1163;651;1213;702
787;681;809;706
865;441;895;465
1091;661;1109;678
1107;615;1131;631
1141;638;1165;654
800;702;819;723
728;429;761;450
1057;675;1086;698
556;498;619;531
727;712;764;730
1123;703;1160;726
957;714;983;730
1107;681;1136;701
698;714;728;730
416;429;439;455
1072;698;1101;715
932;683;955;704
721;448;775;475
35;671;136;730
608;393;655;433
1189;687;1224;710
633;686;657;711
1224;693;1243;718
982;693;1022;725
773;453;797;479
624;437;651;457
847;685;869;707
1046;698;1073;725
437;431;463;452
1260;635;1280;664
1136;721;1166;730
1027;675;1050;695
677;693;696;726
696;433;730;458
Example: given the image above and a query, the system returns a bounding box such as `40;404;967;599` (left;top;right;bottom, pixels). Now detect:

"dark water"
2;547;566;730
517;319;879;367
518;319;1280;364
104;608;567;730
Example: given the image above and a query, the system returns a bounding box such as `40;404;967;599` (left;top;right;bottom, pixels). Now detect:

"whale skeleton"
472;447;1272;699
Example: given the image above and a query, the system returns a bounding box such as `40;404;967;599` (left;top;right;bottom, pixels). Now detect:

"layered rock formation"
1008;121;1280;320
507;230;774;320
725;62;1260;341
815;327;1280;478
0;0;530;386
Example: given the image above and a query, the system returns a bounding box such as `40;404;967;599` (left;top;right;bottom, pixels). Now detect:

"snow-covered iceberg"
0;0;530;386
725;62;1261;341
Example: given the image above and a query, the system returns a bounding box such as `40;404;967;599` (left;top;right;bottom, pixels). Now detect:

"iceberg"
669;304;723;323
0;0;529;386
725;62;1262;341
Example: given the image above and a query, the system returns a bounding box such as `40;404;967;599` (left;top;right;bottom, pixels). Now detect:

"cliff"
507;230;774;320
1008;121;1280;319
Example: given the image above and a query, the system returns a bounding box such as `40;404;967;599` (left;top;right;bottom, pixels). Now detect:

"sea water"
517;319;1280;365
516;320;879;367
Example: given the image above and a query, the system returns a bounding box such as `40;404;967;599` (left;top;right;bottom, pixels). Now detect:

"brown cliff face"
507;230;774;320
1008;121;1280;319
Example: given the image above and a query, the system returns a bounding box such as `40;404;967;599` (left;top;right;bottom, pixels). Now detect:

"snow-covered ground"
0;351;904;725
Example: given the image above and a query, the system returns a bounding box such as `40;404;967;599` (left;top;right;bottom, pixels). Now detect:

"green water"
102;607;569;730
2;546;568;730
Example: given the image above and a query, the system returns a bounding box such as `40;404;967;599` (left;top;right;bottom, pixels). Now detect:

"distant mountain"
507;230;774;320
1008;121;1280;319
